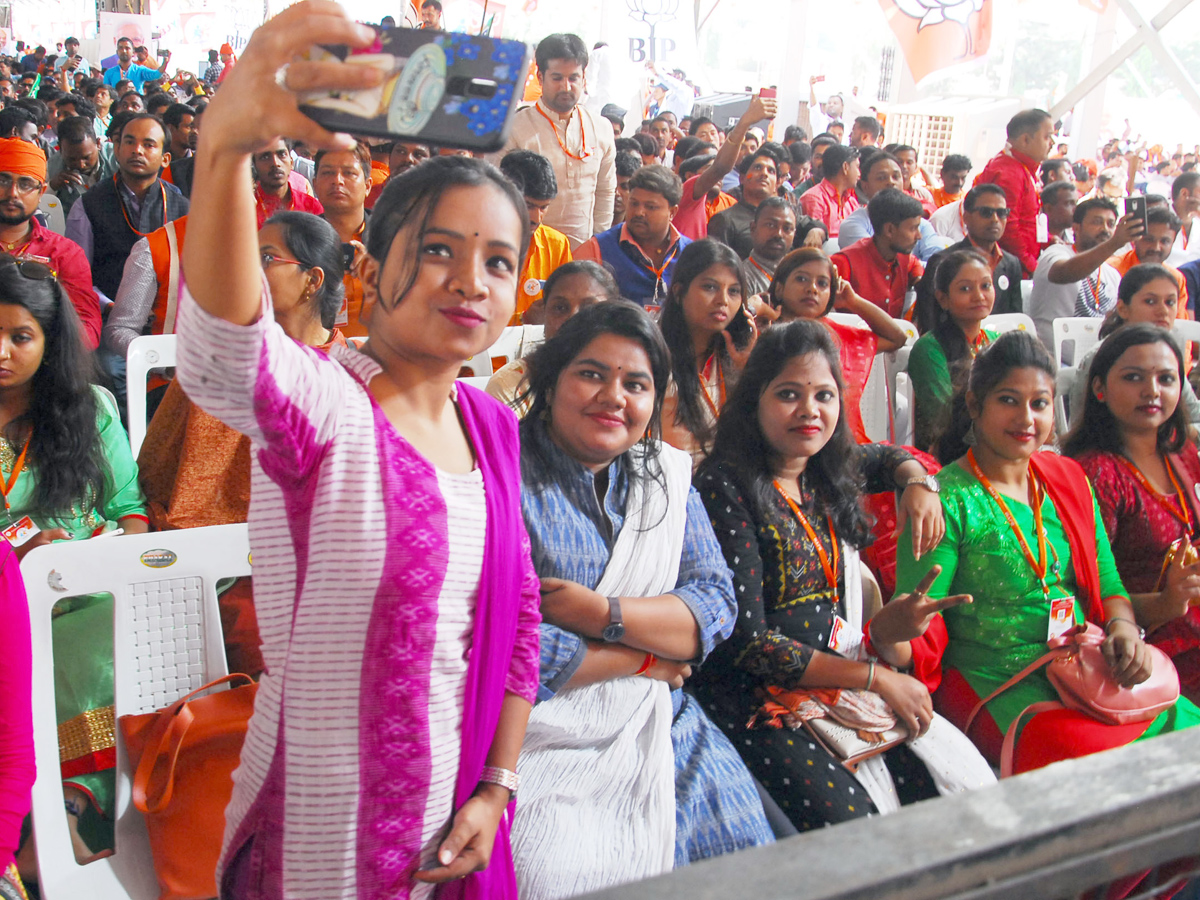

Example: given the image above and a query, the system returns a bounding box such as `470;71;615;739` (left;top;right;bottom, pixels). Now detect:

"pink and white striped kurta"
174;286;541;900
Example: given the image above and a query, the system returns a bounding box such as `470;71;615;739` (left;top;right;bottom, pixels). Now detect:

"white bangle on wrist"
479;765;519;796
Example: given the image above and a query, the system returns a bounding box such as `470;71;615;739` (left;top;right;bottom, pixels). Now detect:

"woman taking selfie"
176;5;541;897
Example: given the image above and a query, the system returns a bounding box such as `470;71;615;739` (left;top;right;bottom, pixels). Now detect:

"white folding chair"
983;312;1036;336
1051;317;1102;368
1056;366;1077;436
126;335;177;457
25;524;249;900
894;371;915;446
460;325;545;377
38;193;66;236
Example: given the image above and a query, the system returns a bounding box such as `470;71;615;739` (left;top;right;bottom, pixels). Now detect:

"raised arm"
833;280;907;351
182;1;379;325
689;93;777;202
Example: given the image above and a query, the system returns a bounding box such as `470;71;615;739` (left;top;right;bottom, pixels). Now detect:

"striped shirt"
175;284;540;900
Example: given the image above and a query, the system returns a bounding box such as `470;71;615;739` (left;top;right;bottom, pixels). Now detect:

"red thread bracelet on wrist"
635;652;656;676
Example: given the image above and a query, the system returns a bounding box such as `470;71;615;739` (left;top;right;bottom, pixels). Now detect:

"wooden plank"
582;728;1200;900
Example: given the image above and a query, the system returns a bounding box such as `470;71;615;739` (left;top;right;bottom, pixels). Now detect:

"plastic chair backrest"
126;334;178;457
1055;366;1077;436
982;312;1036;336
39;193;67;235
894;371;915;446
1172;318;1200;351
25;524;248;900
460;325;545;377
1051;317;1101;368
825;313;899;442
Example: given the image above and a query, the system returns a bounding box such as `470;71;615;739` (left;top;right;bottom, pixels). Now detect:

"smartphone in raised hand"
297;27;532;153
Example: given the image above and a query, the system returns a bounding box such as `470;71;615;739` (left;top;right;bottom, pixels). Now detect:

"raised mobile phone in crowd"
1124;195;1148;232
297;27;532;153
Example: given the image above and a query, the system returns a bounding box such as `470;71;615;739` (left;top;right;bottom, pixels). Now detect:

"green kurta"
907;328;998;450
895;461;1200;736
15;388;148;851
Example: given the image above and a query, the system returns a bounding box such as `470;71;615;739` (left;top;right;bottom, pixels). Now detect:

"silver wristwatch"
904;474;941;494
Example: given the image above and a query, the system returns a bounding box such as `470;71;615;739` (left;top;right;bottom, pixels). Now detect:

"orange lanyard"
0;435;30;512
699;354;726;420
535;104;590;161
774;480;840;589
645;241;680;304
1118;455;1196;536
747;255;773;281
967;449;1054;600
116;175;167;239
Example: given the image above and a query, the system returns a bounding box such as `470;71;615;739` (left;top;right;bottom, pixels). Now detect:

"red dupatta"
908;451;1108;693
823;319;878;444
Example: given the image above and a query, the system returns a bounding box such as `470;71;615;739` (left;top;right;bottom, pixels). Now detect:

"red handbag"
119;674;258;900
964;623;1179;777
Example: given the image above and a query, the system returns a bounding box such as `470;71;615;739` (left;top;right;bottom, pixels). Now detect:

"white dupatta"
840;547;995;812
512;443;694;900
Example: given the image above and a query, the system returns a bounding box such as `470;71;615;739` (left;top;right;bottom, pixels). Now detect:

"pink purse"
964;623;1180;776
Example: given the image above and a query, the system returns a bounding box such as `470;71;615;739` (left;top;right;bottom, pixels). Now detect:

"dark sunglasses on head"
973;207;1011;219
0;253;56;281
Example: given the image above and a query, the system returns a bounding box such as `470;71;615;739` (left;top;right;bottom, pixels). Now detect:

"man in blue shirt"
103;37;170;94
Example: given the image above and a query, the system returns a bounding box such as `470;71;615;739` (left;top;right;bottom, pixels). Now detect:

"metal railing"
583;728;1200;900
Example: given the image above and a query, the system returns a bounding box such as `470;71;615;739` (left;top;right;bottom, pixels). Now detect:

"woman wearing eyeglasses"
0;255;149;879
138;211;347;677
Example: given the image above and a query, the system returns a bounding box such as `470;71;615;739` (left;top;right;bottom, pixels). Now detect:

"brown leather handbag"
119;674;258;900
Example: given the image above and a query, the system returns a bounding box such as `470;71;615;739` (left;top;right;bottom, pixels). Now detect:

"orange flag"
879;0;993;84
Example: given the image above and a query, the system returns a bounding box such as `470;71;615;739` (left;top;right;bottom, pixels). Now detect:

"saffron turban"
0;138;47;181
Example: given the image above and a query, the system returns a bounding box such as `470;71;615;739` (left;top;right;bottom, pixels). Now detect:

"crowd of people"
0;3;1199;899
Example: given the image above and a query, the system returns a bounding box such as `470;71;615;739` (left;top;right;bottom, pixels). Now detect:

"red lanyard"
967;449;1053;600
774;480;840;589
535;103;590;161
1118;455;1196;536
699;354;726;420
116;175;167;238
969;330;991;357
0;436;30;511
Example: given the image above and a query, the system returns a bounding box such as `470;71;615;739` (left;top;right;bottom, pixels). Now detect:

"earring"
1095;391;1105;401
964;421;977;447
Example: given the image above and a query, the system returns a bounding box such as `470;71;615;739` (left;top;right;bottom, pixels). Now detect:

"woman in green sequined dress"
0;258;148;879
876;330;1200;775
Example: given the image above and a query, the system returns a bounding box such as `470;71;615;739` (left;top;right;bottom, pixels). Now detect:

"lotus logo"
140;549;178;569
626;0;681;63
892;0;986;55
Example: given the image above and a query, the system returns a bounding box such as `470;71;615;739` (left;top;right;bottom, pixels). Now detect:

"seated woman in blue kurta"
510;301;772;900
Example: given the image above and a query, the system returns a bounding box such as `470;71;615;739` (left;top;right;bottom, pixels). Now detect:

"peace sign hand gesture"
868;565;973;648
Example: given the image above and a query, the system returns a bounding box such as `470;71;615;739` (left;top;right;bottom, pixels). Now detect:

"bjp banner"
879;0;993;84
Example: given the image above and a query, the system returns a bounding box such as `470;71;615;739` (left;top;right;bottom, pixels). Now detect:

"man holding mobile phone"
1107;204;1190;318
53;37;90;80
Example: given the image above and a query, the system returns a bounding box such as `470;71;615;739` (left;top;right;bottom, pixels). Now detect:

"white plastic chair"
826;313;908;443
460;324;544;377
894;371;915;446
1051;317;1102;368
38;193;66;236
983;312;1036;336
25;524;249;900
1056;366;1077;436
126;334;177;457
1172;318;1200;352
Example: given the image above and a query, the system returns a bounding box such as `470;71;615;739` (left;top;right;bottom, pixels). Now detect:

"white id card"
1048;596;1076;641
829;614;863;658
1036;212;1049;244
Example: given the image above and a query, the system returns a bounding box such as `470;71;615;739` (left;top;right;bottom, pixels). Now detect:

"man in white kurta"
502;33;616;250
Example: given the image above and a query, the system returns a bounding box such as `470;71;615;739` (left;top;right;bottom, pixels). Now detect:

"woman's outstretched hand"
199;0;381;156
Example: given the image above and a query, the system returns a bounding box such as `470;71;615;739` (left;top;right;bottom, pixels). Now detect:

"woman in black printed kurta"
692;321;947;832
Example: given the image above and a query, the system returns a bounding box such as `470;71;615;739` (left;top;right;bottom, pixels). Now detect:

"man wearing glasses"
0;136;102;348
916;184;1025;319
